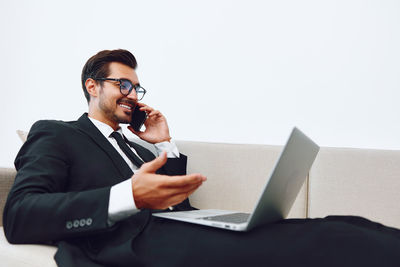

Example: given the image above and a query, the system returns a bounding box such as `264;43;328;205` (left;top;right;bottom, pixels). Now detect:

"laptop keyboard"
199;213;250;224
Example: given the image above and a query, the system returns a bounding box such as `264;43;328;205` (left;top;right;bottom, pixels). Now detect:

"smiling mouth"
117;99;135;112
119;104;132;111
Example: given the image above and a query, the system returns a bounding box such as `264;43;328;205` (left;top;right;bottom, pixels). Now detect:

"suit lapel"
75;113;133;178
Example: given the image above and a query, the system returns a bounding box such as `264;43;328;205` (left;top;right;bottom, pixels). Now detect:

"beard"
98;91;133;125
114;113;131;124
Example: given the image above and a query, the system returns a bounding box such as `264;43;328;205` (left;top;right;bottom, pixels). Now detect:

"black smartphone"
130;104;147;131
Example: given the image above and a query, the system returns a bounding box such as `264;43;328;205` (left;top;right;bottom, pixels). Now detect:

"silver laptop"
153;127;319;231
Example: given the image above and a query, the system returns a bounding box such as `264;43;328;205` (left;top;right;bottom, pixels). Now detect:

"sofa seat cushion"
0;227;57;266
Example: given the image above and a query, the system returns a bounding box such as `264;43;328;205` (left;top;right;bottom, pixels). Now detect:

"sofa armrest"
0;168;16;227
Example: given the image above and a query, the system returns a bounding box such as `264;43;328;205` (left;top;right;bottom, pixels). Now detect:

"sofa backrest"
176;140;308;219
2;141;400;229
308;147;400;229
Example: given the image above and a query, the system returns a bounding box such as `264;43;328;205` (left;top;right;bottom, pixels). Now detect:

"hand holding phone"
128;103;171;144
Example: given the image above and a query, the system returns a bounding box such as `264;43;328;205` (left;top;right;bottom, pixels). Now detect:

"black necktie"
111;132;144;168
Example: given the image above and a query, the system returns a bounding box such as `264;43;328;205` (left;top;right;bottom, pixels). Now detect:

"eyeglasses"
94;78;147;100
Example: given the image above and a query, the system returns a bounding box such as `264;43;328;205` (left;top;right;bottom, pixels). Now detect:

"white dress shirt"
88;117;180;225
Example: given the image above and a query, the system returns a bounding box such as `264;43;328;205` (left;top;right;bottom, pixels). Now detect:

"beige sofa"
1;140;400;266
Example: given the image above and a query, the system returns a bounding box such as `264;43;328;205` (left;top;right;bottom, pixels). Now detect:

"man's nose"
126;89;138;101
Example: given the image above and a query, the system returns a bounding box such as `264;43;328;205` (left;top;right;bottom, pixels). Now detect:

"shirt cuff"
154;139;180;158
108;178;139;225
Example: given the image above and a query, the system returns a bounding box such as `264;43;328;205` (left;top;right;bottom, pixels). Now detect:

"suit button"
66;221;73;229
86;218;92;226
80;219;86;227
73;220;80;228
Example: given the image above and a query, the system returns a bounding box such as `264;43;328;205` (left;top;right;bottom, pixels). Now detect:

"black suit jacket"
3;113;192;264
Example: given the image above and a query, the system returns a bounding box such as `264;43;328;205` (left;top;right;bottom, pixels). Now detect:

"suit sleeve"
3;121;112;244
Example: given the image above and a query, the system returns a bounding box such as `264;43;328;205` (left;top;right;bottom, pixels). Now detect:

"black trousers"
56;215;400;267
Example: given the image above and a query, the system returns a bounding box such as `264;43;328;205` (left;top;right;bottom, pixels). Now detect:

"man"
4;49;400;267
3;49;206;266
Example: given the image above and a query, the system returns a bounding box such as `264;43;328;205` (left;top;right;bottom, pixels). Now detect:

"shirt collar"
88;116;123;138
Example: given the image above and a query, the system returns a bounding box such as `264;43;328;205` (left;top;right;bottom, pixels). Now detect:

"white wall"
1;0;400;167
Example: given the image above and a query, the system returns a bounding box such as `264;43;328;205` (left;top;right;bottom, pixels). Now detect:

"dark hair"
81;49;137;103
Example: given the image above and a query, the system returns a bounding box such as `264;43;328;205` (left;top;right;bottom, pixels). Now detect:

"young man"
3;49;206;266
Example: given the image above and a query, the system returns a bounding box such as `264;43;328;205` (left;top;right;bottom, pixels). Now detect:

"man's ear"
85;78;98;98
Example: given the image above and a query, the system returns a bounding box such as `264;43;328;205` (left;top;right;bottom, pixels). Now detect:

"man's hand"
128;103;171;144
131;152;207;210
